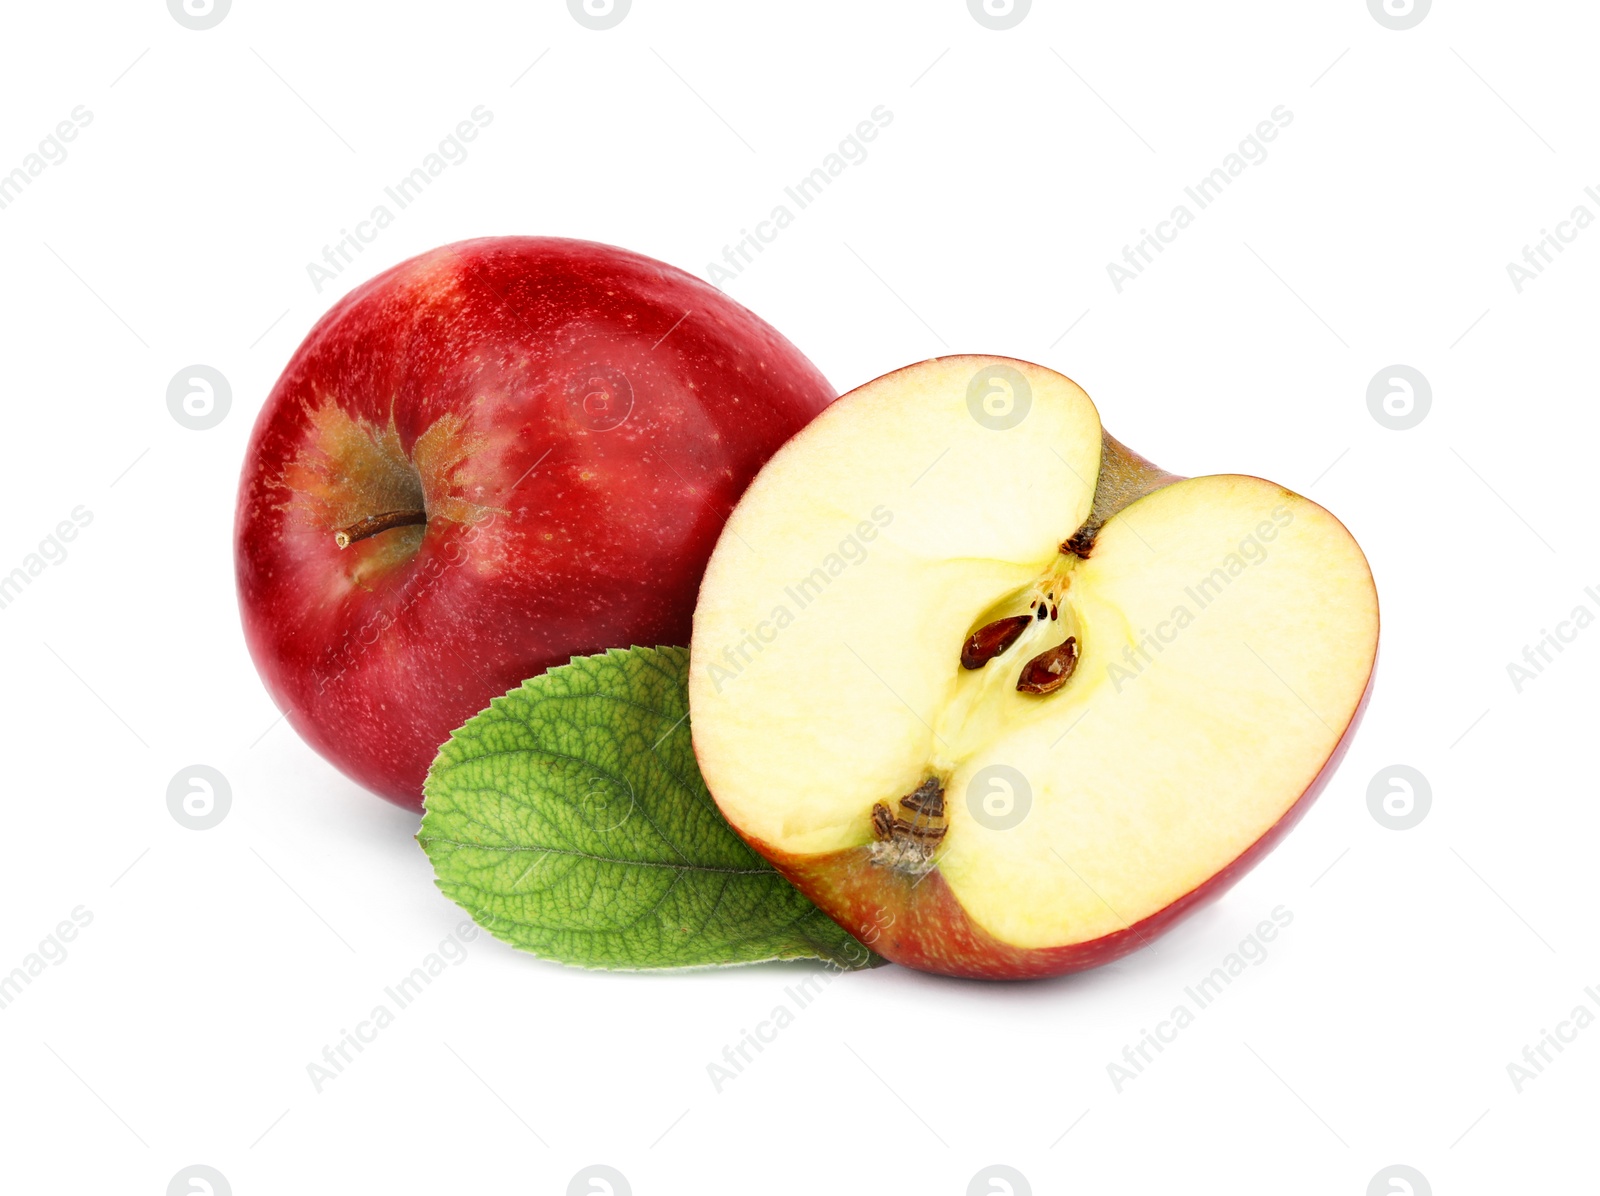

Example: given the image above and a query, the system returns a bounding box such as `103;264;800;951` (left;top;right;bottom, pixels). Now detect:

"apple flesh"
236;236;834;810
688;357;1378;979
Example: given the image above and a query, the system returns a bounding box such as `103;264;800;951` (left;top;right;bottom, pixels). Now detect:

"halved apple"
688;357;1378;979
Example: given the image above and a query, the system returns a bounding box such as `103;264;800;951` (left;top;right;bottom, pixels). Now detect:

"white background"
1;1;1595;1192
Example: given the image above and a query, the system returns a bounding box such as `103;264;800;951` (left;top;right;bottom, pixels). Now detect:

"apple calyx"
869;777;948;874
334;508;428;549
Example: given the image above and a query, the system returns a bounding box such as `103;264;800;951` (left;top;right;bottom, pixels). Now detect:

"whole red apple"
236;236;833;810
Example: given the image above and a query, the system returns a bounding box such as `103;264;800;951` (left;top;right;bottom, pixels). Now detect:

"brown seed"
899;779;945;818
1017;636;1078;695
870;802;894;840
961;615;1034;669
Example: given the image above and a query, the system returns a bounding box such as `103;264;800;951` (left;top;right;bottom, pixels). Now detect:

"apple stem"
334;509;427;549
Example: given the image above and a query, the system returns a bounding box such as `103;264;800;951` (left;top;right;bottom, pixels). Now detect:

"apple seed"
961;614;1034;670
1017;637;1078;695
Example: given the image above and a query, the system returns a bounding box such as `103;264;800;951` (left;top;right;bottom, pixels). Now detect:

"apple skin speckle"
235;237;834;811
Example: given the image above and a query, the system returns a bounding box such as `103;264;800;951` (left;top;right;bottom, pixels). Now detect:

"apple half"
688;357;1378;979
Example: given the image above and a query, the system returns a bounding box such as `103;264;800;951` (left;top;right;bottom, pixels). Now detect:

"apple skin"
236;236;834;811
749;669;1373;980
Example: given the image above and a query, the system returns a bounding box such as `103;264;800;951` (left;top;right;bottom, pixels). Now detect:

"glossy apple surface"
237;236;833;810
688;356;1378;979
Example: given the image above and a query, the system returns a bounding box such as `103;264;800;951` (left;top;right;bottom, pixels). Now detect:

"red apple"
689;357;1378;979
236;236;833;810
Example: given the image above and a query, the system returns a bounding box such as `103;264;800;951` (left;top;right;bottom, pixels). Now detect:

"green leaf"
419;646;878;971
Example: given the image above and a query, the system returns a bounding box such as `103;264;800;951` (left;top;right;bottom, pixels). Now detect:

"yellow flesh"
689;358;1378;950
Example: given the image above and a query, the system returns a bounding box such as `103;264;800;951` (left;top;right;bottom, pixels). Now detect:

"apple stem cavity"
334;508;428;549
1061;530;1095;558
